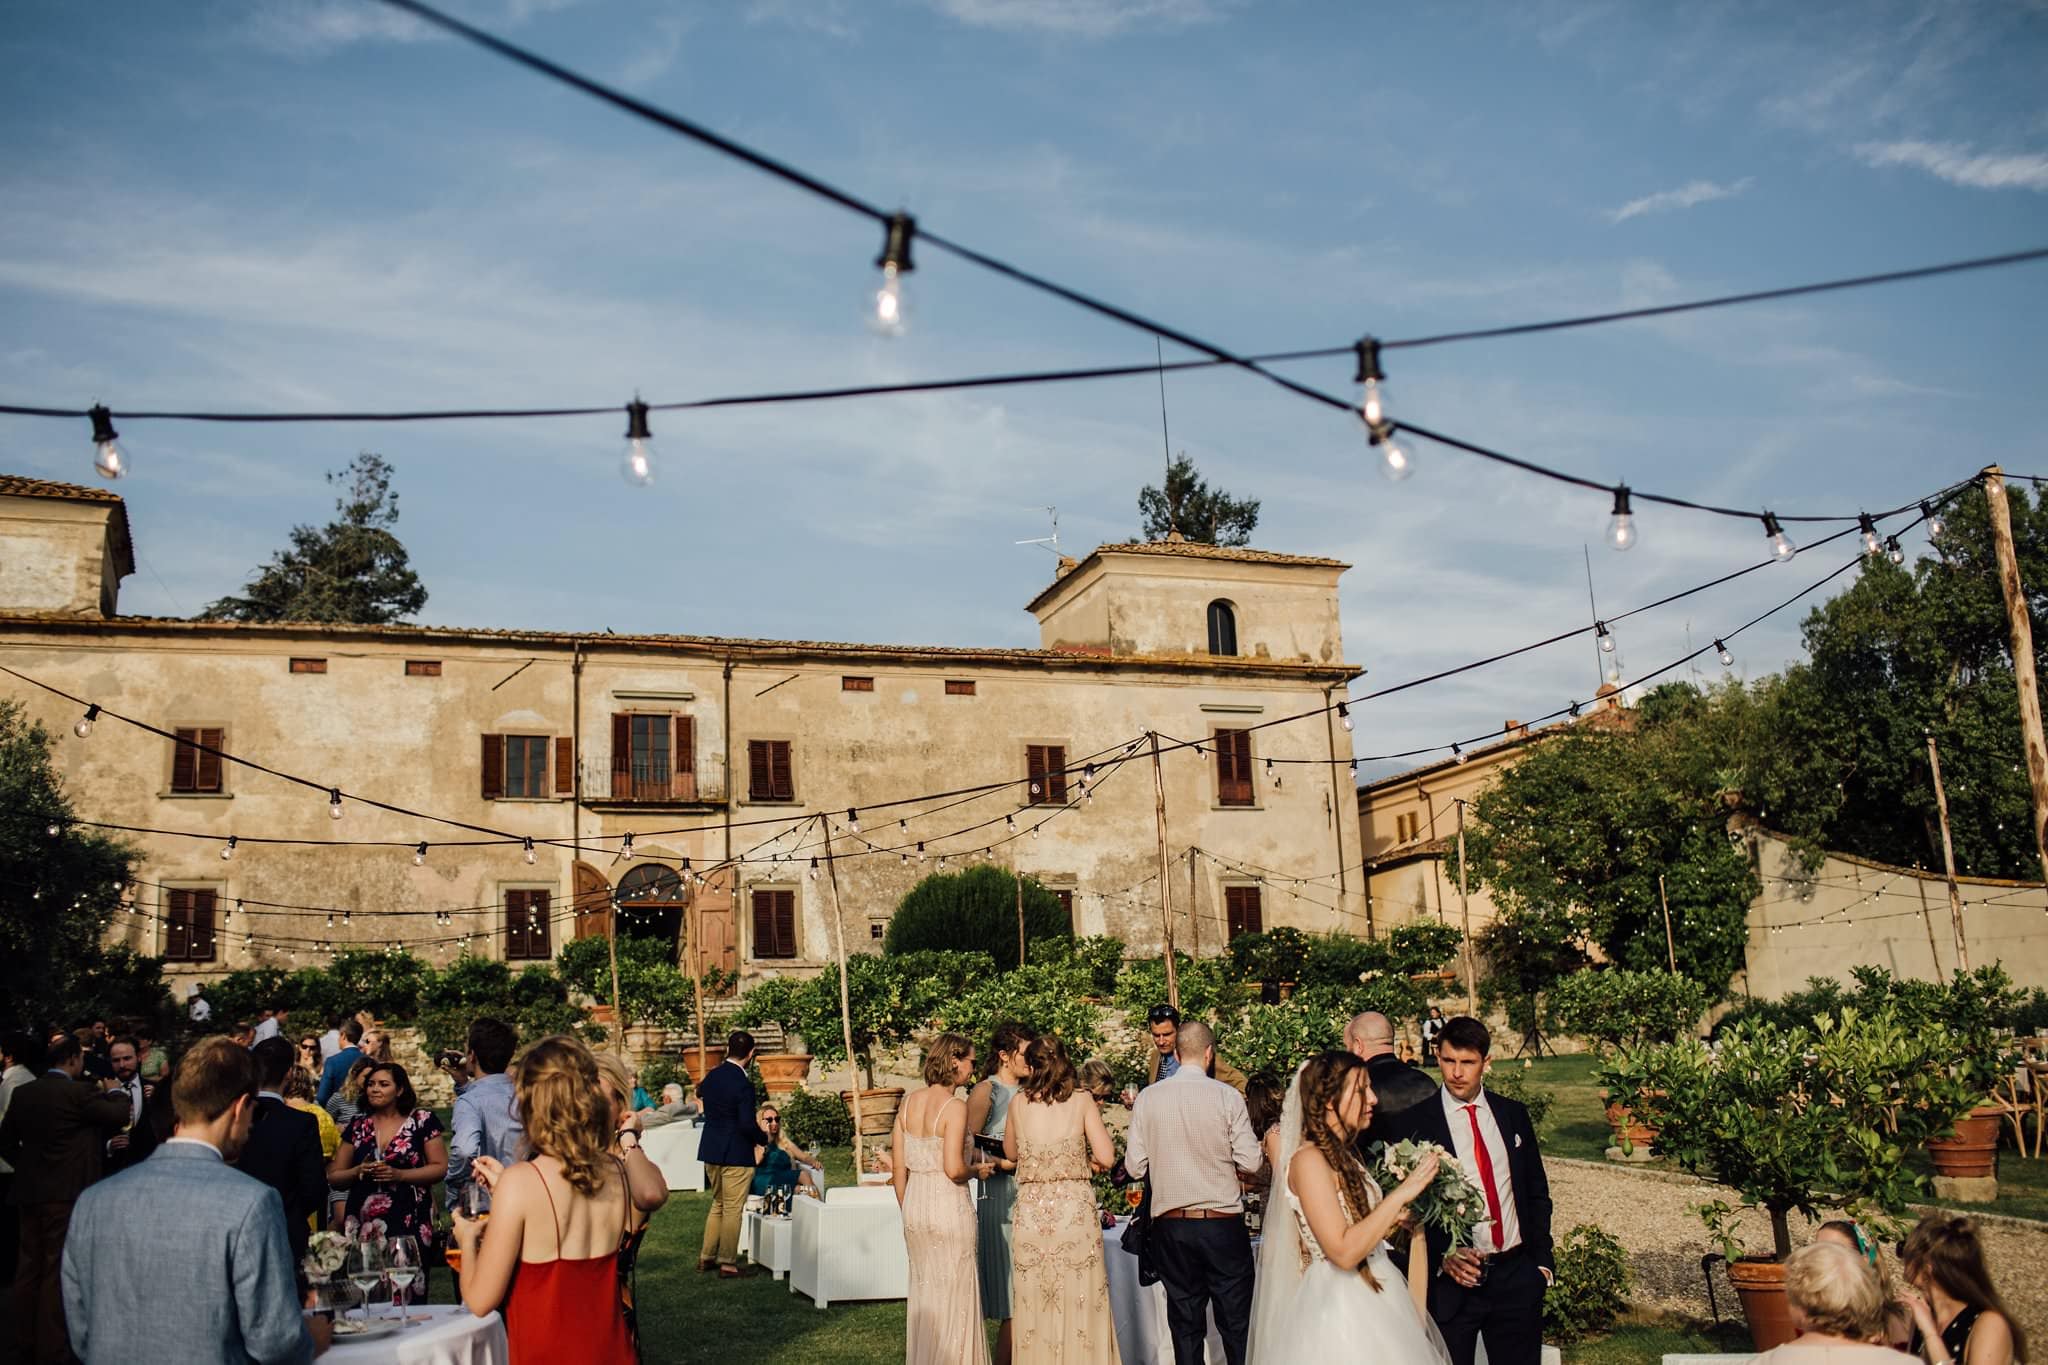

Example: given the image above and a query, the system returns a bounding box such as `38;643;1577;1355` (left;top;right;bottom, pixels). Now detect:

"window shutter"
196;728;224;793
748;741;771;800
1225;885;1263;939
1026;745;1047;803
530;889;550;958
673;716;695;800
480;734;504;800
554;737;575;796
769;742;793;801
774;891;796;958
191;890;218;961
1216;730;1255;806
166;889;190;960
171;729;198;792
611;714;632;800
502;890;523;959
752;890;774;955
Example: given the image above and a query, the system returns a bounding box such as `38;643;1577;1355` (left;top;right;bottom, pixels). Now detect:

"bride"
1248;1051;1451;1363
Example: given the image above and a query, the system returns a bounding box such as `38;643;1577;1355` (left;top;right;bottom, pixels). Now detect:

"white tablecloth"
324;1304;508;1365
641;1119;706;1192
1102;1222;1226;1365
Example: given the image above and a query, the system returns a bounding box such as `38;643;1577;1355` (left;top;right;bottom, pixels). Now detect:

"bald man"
1345;1011;1438;1120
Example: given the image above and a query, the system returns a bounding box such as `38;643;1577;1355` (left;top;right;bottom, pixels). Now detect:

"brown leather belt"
1155;1208;1238;1220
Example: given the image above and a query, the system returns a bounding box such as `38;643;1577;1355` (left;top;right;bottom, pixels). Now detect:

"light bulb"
1714;639;1733;668
1921;501;1945;540
1006;813;1017;833
847;808;860;834
523;837;537;866
88;406;125;480
1859;514;1881;556
1337;701;1353;732
621;833;635;858
1885;536;1904;566
327;788;343;820
220;836;237;862
1597;621;1616;654
1353;337;1388;425
808;858;820;882
870;212;916;337
1606;486;1636;551
1358;377;1387;426
1030;825;1039;841
414;841;428;867
620;399;654;488
917;842;928;862
46;822;60;837
1453;743;1467;765
1371;428;1414;482
74;704;99;739
1763;512;1796;562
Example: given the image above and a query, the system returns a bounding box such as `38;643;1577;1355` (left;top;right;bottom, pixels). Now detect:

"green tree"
882;865;1072;971
1138;454;1260;546
0;700;164;1031
202;453;428;624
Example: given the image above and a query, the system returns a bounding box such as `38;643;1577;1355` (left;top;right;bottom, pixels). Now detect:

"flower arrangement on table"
302;1229;350;1284
1366;1138;1488;1251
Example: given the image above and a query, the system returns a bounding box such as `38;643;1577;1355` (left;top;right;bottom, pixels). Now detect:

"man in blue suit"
314;1019;363;1108
696;1030;767;1278
62;1036;328;1364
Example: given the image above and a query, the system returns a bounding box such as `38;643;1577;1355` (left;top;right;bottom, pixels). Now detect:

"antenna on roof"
1015;506;1062;557
1156;338;1179;538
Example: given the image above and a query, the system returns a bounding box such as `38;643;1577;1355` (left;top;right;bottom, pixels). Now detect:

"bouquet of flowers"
302;1229;350;1283
1366;1138;1488;1252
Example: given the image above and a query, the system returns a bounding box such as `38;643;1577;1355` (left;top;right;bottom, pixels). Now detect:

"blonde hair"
590;1049;632;1116
1076;1058;1115;1101
922;1033;975;1088
514;1036;615;1197
1784;1242;1885;1341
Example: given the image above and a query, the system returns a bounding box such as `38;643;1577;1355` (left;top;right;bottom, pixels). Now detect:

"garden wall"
1743;832;2048;997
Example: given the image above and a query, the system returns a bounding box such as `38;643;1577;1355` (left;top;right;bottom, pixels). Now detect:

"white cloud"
923;0;1224;38
1854;140;2048;192
241;0;586;55
1607;177;1753;224
617;14;692;89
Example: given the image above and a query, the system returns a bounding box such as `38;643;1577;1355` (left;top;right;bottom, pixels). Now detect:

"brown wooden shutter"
171;730;199;793
530;889;550;958
769;742;793;801
165;889;188;960
1026;745;1069;804
752;889;774;956
673;716;695;800
190;889;218;961
554;737;575;796
481;734;504;800
611;714;632;799
748;740;771;800
1216;730;1255;806
1225;885;1263;939
751;889;796;958
196;728;224;793
1025;745;1047;804
502;890;523;959
774;891;795;957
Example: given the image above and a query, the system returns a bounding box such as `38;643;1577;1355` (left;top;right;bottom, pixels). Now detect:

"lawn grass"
1562;1312;1751;1363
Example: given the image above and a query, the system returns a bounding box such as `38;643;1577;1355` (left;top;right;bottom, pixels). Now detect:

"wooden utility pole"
1983;466;2048;887
688;869;708;1079
1148;733;1180;1009
819;820;866;1171
606;890;625;1057
1657;874;1678;974
1187;846;1201;958
1926;732;1972;972
1015;853;1026;971
1455;800;1477;1015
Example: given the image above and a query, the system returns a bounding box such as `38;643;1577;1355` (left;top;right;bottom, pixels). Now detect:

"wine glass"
385;1235;420;1323
345;1238;386;1328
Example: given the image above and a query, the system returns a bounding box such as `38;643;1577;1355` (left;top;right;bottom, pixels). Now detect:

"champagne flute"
346;1238;386;1328
386;1235;420;1323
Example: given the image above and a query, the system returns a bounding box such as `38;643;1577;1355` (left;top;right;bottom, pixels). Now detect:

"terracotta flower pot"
840;1087;905;1138
1927;1105;2003;1180
1600;1088;1661;1151
754;1052;813;1097
1727;1256;1796;1351
679;1045;728;1087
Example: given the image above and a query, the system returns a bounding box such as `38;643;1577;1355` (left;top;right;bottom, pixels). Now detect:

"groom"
1378;1016;1553;1365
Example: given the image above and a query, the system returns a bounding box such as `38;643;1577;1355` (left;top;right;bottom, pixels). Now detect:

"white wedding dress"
1247;1067;1451;1364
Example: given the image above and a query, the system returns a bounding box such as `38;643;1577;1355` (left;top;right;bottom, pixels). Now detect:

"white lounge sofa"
789;1185;909;1309
639;1121;705;1193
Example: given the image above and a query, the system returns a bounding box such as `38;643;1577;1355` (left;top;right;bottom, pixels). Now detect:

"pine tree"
203;453;428;624
1138;455;1260;546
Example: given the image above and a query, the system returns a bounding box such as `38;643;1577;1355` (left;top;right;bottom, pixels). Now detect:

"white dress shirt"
318;1029;342;1062
1124;1065;1261;1215
252;1017;280;1042
1441;1088;1519;1255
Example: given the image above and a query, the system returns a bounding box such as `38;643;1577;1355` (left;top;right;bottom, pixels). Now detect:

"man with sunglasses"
1124;1005;1247;1107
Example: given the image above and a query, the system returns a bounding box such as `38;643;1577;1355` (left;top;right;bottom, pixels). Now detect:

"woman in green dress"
967;1022;1038;1365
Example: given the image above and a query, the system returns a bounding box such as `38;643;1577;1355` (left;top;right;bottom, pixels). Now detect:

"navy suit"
232;1097;328;1271
1378;1088;1553;1365
694;1061;765;1268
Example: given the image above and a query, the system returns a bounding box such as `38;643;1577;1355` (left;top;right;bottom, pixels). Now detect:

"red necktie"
1464;1104;1504;1247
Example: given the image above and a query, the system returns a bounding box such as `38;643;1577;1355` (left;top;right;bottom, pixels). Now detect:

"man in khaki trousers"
694;1031;767;1276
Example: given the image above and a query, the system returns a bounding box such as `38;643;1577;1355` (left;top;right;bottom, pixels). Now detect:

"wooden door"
572;861;612;940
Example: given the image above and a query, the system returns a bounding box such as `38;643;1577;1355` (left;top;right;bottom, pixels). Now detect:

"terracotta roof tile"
1091;541;1349;568
0;475;126;505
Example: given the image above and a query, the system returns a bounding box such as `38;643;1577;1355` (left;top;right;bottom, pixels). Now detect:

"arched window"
616;863;687;903
1207;600;1238;656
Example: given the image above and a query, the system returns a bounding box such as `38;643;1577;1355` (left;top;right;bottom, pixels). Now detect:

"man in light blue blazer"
62;1036;330;1364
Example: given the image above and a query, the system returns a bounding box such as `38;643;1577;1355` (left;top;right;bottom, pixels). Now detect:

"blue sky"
2;0;2045;772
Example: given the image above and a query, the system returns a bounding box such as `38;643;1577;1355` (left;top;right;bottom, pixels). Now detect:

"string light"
1336;701;1352;732
327;788;344;820
1921;500;1946;540
1266;758;1282;789
73;705;99;739
414;841;428;866
1885;536;1905;565
1714;639;1734;668
620;399;654;488
45;822;60;837
1080;763;1098;789
1858;513;1882;556
621;832;636;858
808;857;820;882
219;836;237;862
1453;743;1467;765
1005;813;1017;833
1596;621;1616;654
871;212;915;336
1763;512;1796;562
916;842;927;863
523;837;537;865
1605;487;1636;551
87;405;126;480
847;808;861;834
1353;338;1388;426
1368;424;1413;482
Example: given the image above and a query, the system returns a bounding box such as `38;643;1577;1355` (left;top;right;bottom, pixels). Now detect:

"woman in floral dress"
328;1061;448;1258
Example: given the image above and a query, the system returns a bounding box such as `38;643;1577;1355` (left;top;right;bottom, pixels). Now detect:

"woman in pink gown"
893;1032;990;1365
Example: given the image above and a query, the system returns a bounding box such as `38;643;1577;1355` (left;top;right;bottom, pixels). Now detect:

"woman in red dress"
451;1036;643;1363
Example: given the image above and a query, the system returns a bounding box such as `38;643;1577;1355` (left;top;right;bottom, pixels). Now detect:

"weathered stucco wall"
0;498;119;616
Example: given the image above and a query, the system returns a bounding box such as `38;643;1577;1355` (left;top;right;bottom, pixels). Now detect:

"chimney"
1053;555;1077;580
1504;719;1526;738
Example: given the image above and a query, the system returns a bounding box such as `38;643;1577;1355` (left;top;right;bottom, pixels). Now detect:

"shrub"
322;949;432;1020
1547;969;1708;1054
883;866;1071;971
1383;921;1463;977
1482;1065;1555;1135
730;975;806;1041
202;967;286;1029
1029;935;1126;995
639;1055;685;1097
65;946;178;1039
557;935;696;1033
932;963;1106;1056
1218;998;1343;1079
1543;1225;1630;1343
779;1085;854;1150
1112;954;1245;1022
1227;927;1311;985
1299;932;1379;992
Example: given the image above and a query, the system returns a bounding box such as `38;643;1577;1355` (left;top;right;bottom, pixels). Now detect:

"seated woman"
1749;1242;1913;1361
1900;1214;2025;1365
750;1104;821;1203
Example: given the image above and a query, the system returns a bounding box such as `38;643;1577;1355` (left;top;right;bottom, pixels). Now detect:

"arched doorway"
614;862;690;959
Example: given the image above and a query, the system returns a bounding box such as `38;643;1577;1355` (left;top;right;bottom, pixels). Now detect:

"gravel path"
1550;1157;2048;1345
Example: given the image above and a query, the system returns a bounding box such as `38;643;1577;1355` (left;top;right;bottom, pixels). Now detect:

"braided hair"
1296;1050;1383;1292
